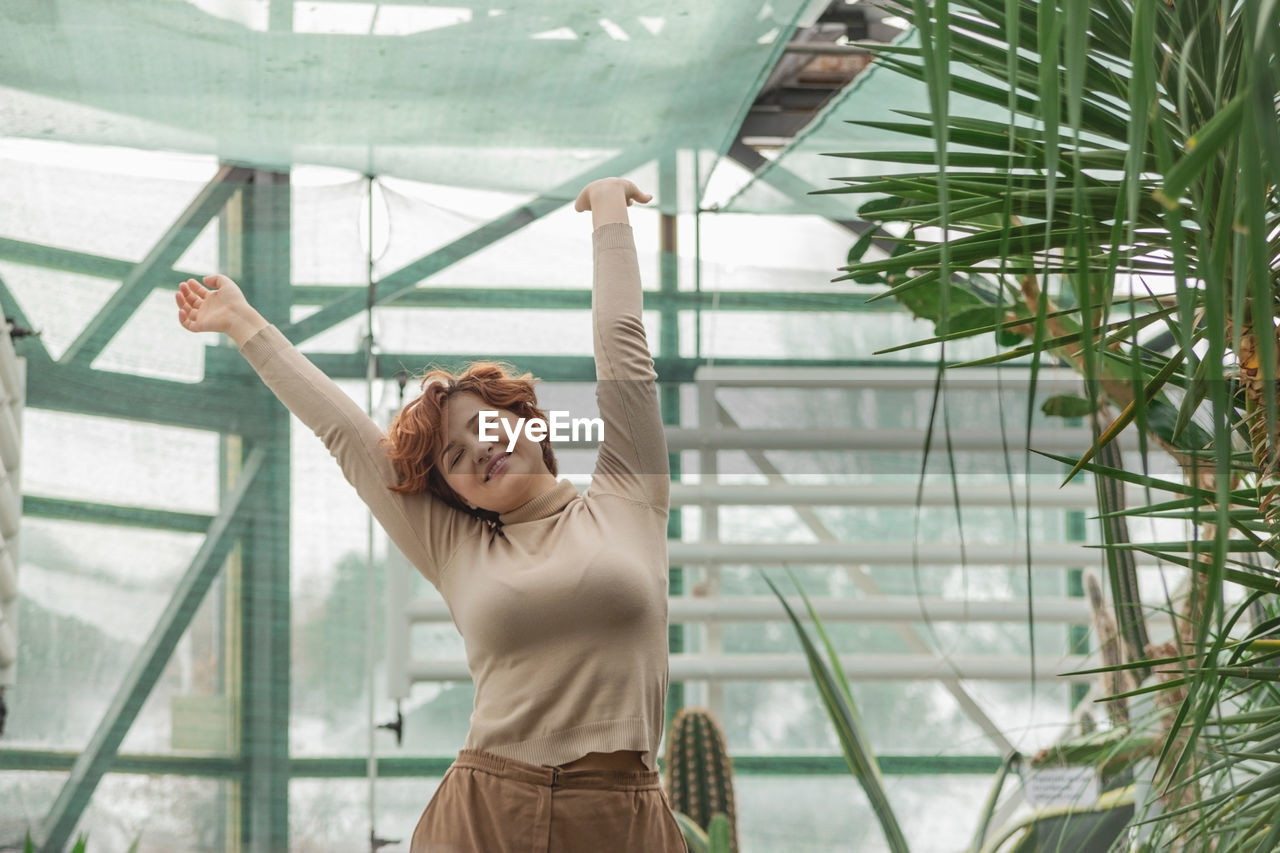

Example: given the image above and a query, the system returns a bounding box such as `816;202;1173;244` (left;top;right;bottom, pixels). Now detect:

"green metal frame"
658;152;686;731
227;169;294;853
1;149;1082;850
23;496;212;534
283;148;656;344
1067;510;1091;711
288;285;889;312
60;165;253;367
36;447;266;852
1;748;1002;779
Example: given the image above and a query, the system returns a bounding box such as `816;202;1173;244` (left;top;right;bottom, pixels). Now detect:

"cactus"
663;705;739;853
707;813;733;853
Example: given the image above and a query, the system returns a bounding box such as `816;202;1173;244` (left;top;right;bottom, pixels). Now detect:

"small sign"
1024;765;1099;806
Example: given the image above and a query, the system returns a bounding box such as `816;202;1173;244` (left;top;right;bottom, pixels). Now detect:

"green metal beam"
233;169;293;853
0;241;887;316
285;753;1007;778
5;259;268;437
282;147;657;344
61;164;253;366
37;447;267;853
658;152;686;733
205;346;903;384
0;235;201;286
288;285;889;313
721;140;870;227
1068;509;1090;711
0;748;1002;778
23;356;270;436
23;496;213;534
1;748;244;777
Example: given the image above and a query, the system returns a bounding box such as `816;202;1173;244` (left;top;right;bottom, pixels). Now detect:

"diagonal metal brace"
60;164;254;366
37;447;267;853
283;147;656;345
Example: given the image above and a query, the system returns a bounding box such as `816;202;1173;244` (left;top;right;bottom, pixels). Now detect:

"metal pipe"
548;426;1143;453
405;596;1091;624
665;540;1155;567
668;482;1110;508
783;41;873;56
407;653;1094;683
692;365;1089;388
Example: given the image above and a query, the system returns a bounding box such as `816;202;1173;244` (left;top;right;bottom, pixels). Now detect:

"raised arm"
175;275;468;590
573;179;670;511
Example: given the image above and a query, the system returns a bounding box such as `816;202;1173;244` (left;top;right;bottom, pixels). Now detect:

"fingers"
178;278;208;304
175;295;194;330
176;281;198;309
576;178;653;212
176;278;207;331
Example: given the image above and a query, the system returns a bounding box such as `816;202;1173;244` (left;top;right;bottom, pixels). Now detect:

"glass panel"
81;774;229;853
11;519;205;752
291;777;446;853
735;773;989;852
0;770;68;844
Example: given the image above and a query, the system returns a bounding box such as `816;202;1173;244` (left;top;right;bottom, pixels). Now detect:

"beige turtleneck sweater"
238;222;672;771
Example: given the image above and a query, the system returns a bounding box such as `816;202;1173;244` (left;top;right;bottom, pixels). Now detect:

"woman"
175;177;685;852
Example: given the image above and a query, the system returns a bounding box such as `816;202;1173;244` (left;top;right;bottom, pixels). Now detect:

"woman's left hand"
574;178;652;212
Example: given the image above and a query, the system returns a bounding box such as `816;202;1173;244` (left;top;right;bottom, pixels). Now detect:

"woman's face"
437;391;555;514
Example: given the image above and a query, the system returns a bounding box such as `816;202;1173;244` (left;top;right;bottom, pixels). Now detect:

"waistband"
452;748;661;791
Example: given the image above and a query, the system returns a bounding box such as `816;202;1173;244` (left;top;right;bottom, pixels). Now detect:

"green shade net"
0;0;818;210
720;28;1014;219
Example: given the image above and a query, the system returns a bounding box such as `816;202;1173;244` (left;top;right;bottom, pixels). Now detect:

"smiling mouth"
485;453;510;482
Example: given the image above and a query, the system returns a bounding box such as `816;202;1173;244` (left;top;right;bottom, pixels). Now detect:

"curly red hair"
381;361;558;519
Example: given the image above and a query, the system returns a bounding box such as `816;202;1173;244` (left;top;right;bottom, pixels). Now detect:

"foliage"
976;787;1134;853
671;811;735;853
829;0;1280;850
762;566;911;853
15;831;140;853
707;812;733;853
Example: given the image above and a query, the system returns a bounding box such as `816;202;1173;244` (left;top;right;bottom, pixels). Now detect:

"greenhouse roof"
721;28;1011;218
1;0;819;208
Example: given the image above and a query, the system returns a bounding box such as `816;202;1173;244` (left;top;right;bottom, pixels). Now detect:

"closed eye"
452;448;464;467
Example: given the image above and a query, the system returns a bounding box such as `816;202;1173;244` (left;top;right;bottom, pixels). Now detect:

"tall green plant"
826;1;1280;850
763;567;911;853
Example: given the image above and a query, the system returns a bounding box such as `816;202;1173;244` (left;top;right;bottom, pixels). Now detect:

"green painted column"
1067;509;1090;712
658;152;685;736
221;169;293;852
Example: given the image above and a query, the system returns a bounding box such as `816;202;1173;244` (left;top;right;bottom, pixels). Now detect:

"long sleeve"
585;222;670;512
239;324;471;590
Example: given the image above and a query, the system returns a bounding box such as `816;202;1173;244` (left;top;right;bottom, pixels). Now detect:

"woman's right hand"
176;275;269;346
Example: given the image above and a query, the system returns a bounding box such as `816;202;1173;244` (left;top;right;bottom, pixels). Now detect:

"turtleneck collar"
498;479;579;525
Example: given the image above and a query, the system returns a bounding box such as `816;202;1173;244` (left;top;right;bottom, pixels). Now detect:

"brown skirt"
410;748;688;853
